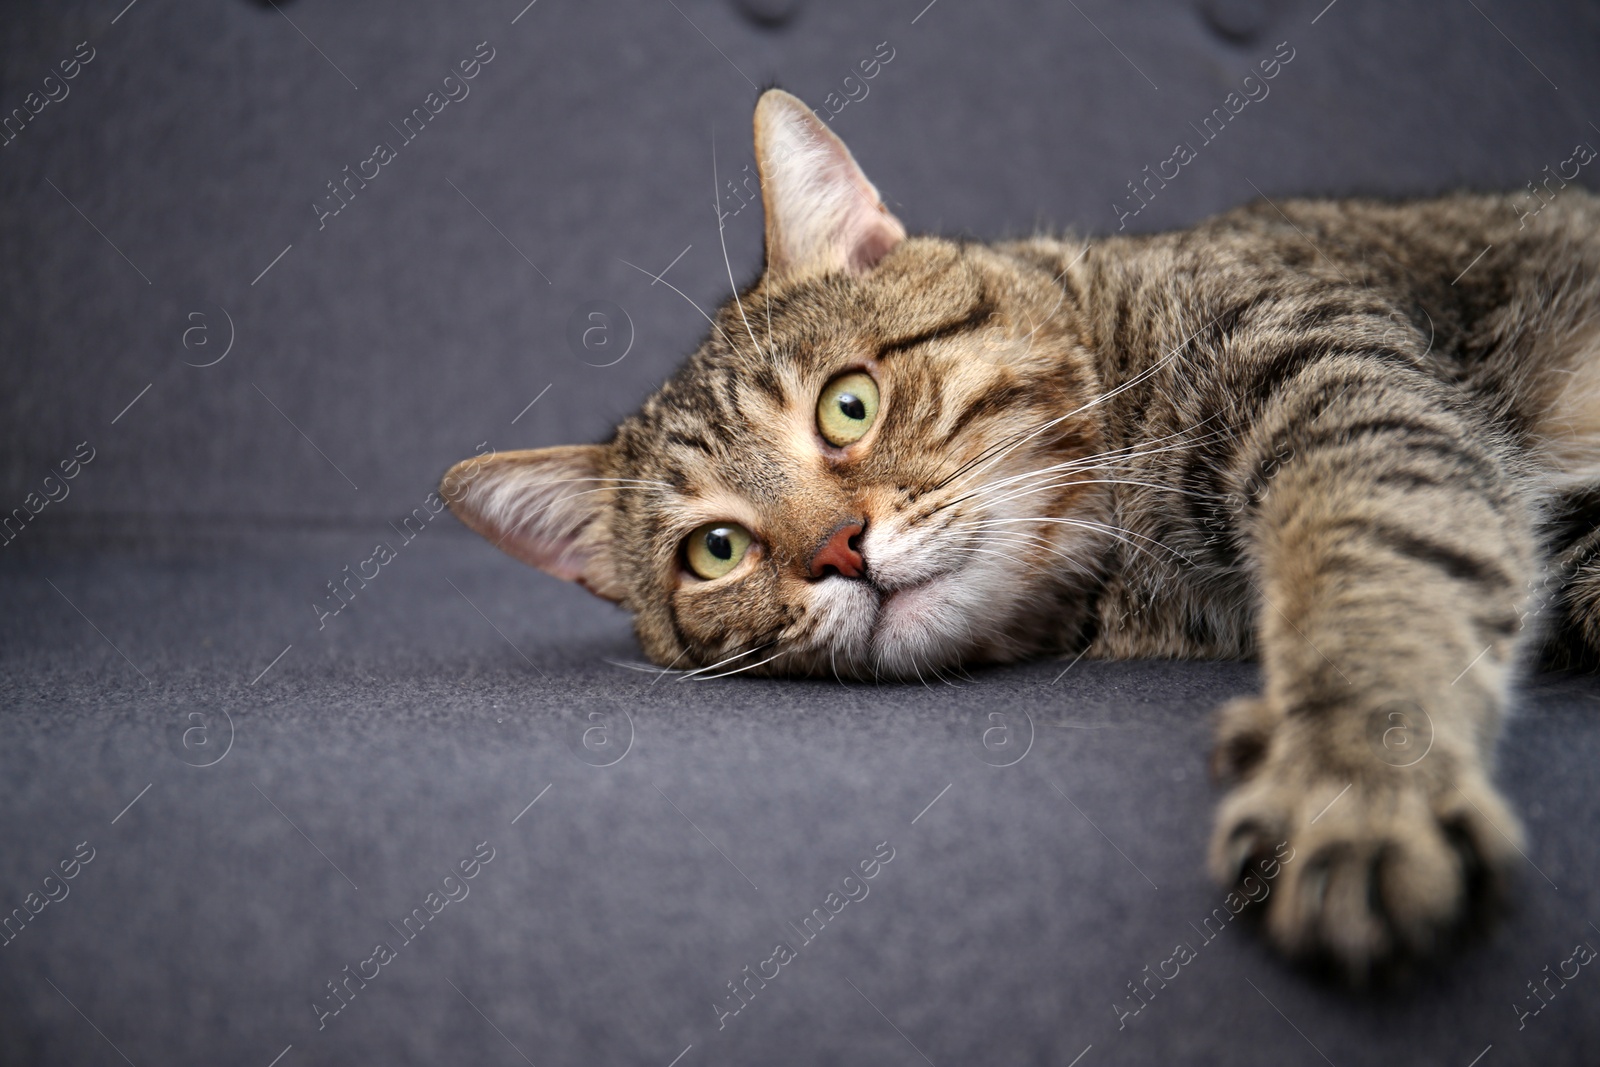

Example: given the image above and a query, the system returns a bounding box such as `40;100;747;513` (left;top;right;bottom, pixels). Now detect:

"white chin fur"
793;474;1110;678
801;559;1016;680
870;573;977;677
799;516;1105;679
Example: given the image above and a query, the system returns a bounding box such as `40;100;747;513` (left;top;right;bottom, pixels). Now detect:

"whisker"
967;544;1036;569
965;515;1195;566
934;420;1230;513
563;484;673;501
516;476;675;490
713;132;765;359
908;650;931;690
968;528;1100;565
930;313;1224;499
937;435;1214;510
968;422;1231;494
677;642;771;680
620;256;737;350
965;515;1164;562
650;645;692;688
952;476;1200;515
605;659;676;674
1020;239;1092;346
945;413;1229;504
693;646;790;680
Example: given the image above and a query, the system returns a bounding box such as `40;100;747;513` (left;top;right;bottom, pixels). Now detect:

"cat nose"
808;519;867;579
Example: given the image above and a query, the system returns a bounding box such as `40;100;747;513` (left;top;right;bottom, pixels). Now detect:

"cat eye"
684;522;753;580
816;372;880;447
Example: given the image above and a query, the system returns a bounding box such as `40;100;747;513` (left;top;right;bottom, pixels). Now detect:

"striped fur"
444;91;1600;980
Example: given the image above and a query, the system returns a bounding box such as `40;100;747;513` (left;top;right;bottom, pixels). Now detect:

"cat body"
1020;192;1600;666
444;91;1600;980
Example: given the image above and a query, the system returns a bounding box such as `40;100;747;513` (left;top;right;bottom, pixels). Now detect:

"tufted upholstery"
2;1;1598;1063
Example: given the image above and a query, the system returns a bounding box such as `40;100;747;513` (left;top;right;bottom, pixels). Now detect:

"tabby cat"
443;90;1600;981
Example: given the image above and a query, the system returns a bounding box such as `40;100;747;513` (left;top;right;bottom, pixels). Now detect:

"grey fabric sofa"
3;1;1597;1063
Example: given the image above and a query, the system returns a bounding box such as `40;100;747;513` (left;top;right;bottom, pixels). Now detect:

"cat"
442;89;1600;982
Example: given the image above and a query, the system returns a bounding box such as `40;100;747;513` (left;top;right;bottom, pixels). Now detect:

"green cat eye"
685;522;753;580
817;372;880;446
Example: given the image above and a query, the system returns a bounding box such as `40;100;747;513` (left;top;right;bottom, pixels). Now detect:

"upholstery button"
1198;0;1276;43
732;0;806;29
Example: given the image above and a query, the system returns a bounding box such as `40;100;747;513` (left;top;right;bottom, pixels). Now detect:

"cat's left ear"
753;89;906;282
440;445;626;603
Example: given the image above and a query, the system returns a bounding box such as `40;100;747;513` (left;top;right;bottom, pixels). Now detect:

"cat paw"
1208;713;1524;983
1209;695;1282;784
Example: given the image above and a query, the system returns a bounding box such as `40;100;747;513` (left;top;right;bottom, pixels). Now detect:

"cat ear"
753;89;906;281
441;445;625;603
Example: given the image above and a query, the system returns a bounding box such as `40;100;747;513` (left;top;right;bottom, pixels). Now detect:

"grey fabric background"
2;0;1598;1064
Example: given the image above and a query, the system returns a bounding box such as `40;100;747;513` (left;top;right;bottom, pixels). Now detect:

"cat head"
443;89;1109;679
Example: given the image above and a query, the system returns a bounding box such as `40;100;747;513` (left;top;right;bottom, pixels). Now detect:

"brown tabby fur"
444;90;1600;982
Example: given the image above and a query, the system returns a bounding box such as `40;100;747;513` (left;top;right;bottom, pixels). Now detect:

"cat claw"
1208;706;1524;983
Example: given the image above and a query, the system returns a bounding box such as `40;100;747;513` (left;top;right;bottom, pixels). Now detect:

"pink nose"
808;520;866;579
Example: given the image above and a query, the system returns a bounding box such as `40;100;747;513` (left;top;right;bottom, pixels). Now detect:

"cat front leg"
1204;361;1536;981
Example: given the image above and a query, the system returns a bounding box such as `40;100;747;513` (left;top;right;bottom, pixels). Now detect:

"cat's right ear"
753;89;906;282
440;445;625;603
